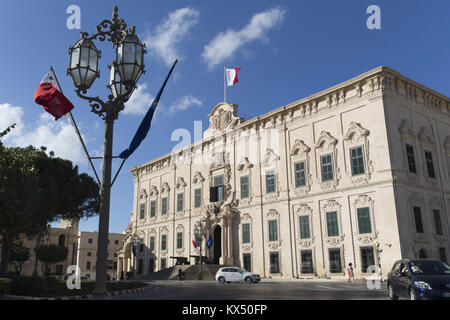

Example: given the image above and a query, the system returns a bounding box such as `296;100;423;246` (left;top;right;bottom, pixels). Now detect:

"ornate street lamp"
67;6;146;299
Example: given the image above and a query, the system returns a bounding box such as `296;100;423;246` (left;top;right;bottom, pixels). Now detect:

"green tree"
0;125;100;276
9;241;31;275
35;244;68;275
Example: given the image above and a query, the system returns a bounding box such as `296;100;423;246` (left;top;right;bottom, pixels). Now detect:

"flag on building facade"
192;240;197;249
119;59;178;159
206;235;213;249
34;70;75;120
226;67;241;86
132;244;137;257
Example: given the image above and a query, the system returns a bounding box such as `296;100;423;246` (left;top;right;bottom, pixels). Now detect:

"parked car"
387;259;450;300
215;267;261;284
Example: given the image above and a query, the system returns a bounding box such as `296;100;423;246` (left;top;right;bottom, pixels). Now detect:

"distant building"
3;220;79;277
118;66;450;280
76;231;125;280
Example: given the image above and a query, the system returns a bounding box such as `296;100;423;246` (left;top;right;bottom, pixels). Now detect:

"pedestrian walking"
347;263;354;282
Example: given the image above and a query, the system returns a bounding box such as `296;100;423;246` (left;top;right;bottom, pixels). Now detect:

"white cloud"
123;83;155;115
144;7;199;66
167;95;202;115
202;7;286;70
0;103;85;164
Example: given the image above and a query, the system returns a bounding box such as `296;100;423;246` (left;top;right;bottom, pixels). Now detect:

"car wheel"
245;277;253;284
218;277;225;284
388;284;398;300
409;288;417;300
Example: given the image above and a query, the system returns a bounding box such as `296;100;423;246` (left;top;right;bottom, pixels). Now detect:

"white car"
215;267;261;284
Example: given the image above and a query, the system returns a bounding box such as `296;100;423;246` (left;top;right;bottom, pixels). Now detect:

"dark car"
387;259;450;300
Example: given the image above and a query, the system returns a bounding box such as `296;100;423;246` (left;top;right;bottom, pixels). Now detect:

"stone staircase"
136;264;230;281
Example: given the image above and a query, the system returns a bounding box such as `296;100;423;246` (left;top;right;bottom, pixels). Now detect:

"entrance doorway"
213;225;222;264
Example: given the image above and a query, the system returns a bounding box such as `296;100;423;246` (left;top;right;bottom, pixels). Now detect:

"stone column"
220;221;226;265
226;216;234;265
117;258;123;280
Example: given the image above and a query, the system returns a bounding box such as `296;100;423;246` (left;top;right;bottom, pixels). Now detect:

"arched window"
418;249;427;259
58;235;65;247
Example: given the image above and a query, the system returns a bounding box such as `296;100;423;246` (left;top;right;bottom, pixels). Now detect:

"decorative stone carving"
262;148;281;166
237;157;254;171
176;177;187;189
316;131;340;191
204;103;244;138
344;122;373;185
192;171;205;184
161;182;170;193
139;189;147;199
149;185;158;197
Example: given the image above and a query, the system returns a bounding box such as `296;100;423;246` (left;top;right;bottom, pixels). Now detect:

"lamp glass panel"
70;47;80;69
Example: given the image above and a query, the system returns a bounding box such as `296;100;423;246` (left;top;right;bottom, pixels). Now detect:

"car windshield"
409;261;450;275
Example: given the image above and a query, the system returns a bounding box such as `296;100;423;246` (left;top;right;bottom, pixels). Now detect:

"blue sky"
0;0;449;233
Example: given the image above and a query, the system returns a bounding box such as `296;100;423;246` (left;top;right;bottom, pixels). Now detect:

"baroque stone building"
118;66;450;279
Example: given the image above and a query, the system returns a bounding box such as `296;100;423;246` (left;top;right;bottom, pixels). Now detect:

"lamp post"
194;222;207;280
67;6;146;298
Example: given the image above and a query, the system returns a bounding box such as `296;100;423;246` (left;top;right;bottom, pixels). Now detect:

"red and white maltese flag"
34;70;75;121
226;67;241;86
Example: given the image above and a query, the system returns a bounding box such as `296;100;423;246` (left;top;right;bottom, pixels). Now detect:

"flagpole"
224;66;226;103
49;66;101;185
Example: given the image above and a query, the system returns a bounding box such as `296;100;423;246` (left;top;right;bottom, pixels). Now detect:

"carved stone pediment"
161;182;170;193
204;103;244;138
315;131;338;150
290;140;310;157
176;177;187;189
139;189;147;199
150;185;159;197
418;127;434;146
399;119;415;138
192;171;205;184
344;122;369;141
237;157;254;171
262;148;280;165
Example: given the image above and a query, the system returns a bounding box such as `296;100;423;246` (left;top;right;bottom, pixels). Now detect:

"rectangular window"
87;252;91;257
406;144;416;173
161;234;167;251
329;248;342;273
115;240;119;245
299;216;310;239
150;200;156;217
177;232;183;249
269;252;280;273
243;253;251;272
294;161;306;187
148;259;155;273
139;243;144;253
425;151;436;178
140;203;145;220
214;175;224;201
149;236;155;251
439;248;447;263
88;238;93;244
357;207;372;234
326;211;339;237
301;250;314;274
321;154;334;182
433;210;443;235
268;220;278;242
240;175;249;199
414;206;424;233
137;259;143;274
194;188;202;208
86;261;91;270
350;146;365;176
360;247;375;273
177;193;184;212
161;197;167;215
265;170;276;194
242;223;251;244
160;258;166;269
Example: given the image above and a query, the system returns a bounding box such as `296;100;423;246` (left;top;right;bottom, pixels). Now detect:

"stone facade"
76;231;125;280
118;66;450;279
